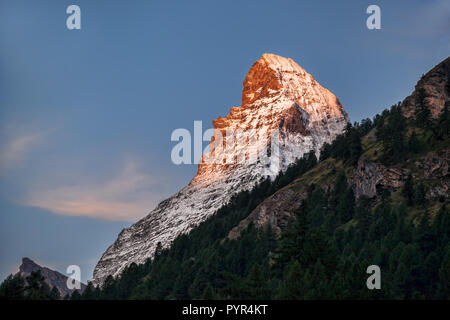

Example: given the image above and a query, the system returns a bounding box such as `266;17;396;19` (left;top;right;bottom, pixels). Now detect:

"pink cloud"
25;160;160;221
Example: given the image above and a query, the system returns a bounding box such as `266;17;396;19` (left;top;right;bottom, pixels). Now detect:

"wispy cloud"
25;160;161;221
0;131;46;172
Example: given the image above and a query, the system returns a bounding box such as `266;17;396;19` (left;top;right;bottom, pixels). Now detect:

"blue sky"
0;0;449;282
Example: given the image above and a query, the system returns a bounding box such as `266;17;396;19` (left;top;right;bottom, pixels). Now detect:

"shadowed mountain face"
18;258;86;298
92;53;349;286
402;57;450;119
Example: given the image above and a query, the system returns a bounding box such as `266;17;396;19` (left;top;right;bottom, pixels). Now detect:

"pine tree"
0;274;25;300
415;210;435;256
25;270;51;300
394;244;421;299
306;260;329;299
376;104;407;163
280;260;305;299
129;283;149;300
172;262;195;299
81;282;97;300
302;228;338;273
337;188;355;223
70;290;81;300
347;127;362;166
415;88;431;129
201;284;215;300
402;174;415;206
329;171;348;208
188;270;210;299
319;142;331;161
275;205;308;268
244;264;270;300
414;182;427;207
407;131;421;154
49;286;60;300
437;245;450;298
422;252;440;298
432;205;450;244
355;203;371;240
102;275;117;300
154;242;164;259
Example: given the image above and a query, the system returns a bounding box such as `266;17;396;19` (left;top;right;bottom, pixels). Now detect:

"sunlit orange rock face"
196;53;348;178
242;57;284;107
92;54;349;286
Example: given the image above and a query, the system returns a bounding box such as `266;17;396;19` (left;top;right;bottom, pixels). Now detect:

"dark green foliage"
402;175;431;208
0;271;66;301
319;142;331;161
81;282;99;300
358;118;374;136
414;88;431;129
279;260;304;299
70;290;81;300
0;274;25;300
347;125;363;166
241;264;270;300
437;245;450;298
376;104;407;164
402;174;415;206
25;270;51;300
414;182;427;207
337;188;355;223
355;199;372;240
101;275;118;300
407;131;421;154
201;284;215;300
49;286;60;300
320;122;366;166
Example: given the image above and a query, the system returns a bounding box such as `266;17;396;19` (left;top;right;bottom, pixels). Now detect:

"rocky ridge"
18;257;85;298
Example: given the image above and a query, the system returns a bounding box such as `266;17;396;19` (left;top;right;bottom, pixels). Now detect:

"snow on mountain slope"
91;53;349;286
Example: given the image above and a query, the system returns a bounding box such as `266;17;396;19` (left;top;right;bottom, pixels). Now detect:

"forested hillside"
1;59;449;300
70;97;448;299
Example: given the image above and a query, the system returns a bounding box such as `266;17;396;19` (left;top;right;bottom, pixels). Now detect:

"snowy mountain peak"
195;53;348;179
91;54;349;286
260;53;307;73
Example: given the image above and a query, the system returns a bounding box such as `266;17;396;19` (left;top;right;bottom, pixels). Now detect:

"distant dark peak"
19;257;41;273
22;257;37;265
17;257;86;298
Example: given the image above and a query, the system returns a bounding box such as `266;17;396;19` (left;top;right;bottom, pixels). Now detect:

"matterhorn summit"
92;53;349;286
